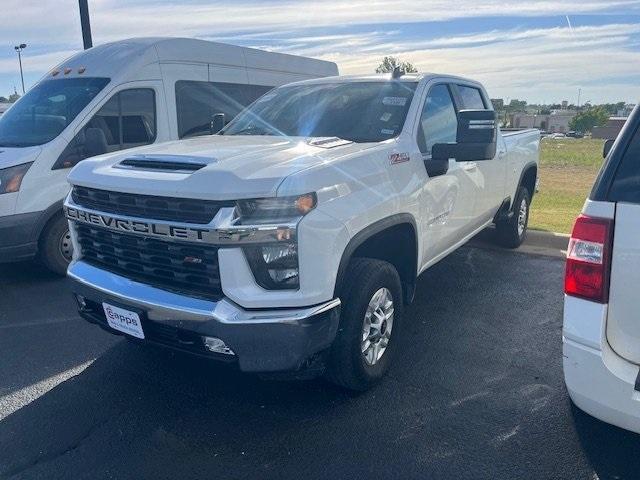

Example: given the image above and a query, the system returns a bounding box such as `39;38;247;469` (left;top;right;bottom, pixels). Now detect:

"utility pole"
577;88;582;109
14;44;27;94
79;0;93;49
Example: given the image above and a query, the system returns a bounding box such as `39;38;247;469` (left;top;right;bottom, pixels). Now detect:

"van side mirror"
432;110;497;162
603;138;614;158
210;113;225;134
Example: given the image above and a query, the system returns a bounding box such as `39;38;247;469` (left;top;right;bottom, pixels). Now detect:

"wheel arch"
334;214;418;305
34;200;65;245
518;162;538;203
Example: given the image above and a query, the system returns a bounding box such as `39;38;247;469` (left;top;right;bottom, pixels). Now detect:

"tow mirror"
210;113;225;134
603;138;614;158
432;110;497;162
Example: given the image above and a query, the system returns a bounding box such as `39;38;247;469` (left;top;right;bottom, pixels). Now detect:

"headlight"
0;162;32;194
244;243;299;289
238;193;315;290
236;193;316;225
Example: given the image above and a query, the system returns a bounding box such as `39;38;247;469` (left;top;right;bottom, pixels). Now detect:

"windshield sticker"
380;112;392;122
381;128;395;135
383;96;408;107
389;152;410;165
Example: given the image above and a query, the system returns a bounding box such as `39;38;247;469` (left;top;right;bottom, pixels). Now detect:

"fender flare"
333;213;418;299
516;162;538;203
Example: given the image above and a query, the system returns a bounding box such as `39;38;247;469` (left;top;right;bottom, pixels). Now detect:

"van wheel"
39;214;73;275
495;186;530;248
326;258;403;391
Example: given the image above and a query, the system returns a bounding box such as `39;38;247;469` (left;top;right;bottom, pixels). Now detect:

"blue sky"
2;0;640;103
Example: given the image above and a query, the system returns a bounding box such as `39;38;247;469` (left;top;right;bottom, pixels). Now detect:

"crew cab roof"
279;72;484;88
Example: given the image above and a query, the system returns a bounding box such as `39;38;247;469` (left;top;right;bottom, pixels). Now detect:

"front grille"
72;186;233;224
75;223;222;300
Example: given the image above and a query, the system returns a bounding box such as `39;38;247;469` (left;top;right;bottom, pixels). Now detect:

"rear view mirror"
603;138;614;158
210;113;225;134
432;110;497;162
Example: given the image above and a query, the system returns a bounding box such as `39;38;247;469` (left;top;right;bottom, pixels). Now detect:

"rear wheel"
38;214;73;275
326;258;403;391
495;187;530;248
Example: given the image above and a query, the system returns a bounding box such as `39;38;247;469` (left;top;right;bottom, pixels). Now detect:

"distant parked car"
549;133;566;139
566;131;584;138
563;104;640;434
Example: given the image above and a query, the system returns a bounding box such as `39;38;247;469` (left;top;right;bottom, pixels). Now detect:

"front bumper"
68;261;341;373
0;211;41;262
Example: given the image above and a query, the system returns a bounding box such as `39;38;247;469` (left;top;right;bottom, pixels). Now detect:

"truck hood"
0;146;43;169
67;135;378;199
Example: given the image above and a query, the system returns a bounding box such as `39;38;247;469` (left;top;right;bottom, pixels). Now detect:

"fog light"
202;336;235;355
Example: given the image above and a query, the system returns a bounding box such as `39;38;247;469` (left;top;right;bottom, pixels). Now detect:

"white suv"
563;105;640;434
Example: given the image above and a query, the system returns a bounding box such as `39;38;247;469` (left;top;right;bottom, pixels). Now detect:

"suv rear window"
609;124;640;204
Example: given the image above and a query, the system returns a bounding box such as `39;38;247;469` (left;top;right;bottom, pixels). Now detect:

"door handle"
462;162;477;171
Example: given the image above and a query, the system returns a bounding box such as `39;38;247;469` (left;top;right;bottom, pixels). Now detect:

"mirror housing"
424;158;449;177
603;138;614;158
210;113;225;134
432;110;497;162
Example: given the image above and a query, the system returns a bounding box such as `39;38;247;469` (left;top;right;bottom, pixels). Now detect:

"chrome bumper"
67;261;341;372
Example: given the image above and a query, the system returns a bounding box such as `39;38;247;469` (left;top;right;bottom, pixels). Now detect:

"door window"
53;88;156;170
457;85;486;110
417;84;458;155
175;81;272;138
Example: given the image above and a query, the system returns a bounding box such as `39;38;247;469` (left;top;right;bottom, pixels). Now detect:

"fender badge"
389;152;410;165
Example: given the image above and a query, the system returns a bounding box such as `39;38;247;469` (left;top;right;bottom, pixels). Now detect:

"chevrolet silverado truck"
64;73;539;390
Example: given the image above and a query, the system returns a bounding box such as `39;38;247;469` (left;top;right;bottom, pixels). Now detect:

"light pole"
14;43;27;94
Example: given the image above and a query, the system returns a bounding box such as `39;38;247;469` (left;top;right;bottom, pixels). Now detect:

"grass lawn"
529;138;605;234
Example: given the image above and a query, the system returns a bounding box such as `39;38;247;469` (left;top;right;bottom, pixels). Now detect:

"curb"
471;228;569;259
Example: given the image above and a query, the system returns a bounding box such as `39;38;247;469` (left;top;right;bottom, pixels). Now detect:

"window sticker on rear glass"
381;128;395;135
382;96;408;107
380;112;392;122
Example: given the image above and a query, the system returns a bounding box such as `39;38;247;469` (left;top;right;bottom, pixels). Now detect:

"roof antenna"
391;66;404;79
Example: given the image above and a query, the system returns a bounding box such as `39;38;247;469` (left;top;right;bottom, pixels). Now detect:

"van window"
0;77;109;148
53;88;156;170
417;84;458;155
457;85;486;110
609;125;640;204
175;81;272;138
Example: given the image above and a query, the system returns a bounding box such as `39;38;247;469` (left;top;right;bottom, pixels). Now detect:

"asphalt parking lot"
1;242;639;480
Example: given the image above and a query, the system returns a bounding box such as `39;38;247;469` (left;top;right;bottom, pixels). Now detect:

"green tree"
8;92;20;103
375;56;418;74
0;96;8;103
569;106;609;133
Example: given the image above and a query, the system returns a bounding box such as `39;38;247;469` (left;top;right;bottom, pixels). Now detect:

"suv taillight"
564;214;613;303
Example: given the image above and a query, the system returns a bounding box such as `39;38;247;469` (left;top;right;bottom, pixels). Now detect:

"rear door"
606;118;640;364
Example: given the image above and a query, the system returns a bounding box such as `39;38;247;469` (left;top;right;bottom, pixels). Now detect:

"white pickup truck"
64;73;539;390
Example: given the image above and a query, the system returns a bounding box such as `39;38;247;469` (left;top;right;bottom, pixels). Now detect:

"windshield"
223;81;418;143
0;77;110;147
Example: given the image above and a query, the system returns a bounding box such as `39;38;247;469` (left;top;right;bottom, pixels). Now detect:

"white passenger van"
0;37;337;274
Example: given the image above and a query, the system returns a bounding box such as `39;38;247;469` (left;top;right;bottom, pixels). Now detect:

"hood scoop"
307;137;353;149
116;154;217;173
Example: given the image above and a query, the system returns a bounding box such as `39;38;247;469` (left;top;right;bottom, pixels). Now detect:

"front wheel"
325;258;403;391
38;214;73;275
495;187;531;249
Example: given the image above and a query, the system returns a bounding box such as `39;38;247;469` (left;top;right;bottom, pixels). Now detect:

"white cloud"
1;0;639;102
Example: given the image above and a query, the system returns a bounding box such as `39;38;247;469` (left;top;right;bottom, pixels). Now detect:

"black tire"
495;187;531;249
38;214;73;275
325;257;403;391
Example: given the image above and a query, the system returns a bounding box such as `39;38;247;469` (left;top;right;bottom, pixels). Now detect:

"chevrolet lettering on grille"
65;206;211;242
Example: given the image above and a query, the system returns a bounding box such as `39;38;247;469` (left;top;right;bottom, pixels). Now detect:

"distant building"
561;100;568;109
510;110;576;133
616;104;635;118
592;117;627;140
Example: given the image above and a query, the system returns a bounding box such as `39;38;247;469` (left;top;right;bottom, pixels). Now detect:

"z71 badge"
389;152;410;165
